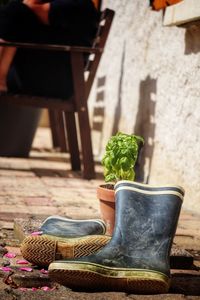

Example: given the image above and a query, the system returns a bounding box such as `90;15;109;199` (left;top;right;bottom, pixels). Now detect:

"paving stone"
0;205;60;216
41;177;79;188
5;290;200;300
0;196;25;206
61;207;100;219
0;169;35;178
11;271;52;289
171;269;200;295
1;129;200;298
0;178;49;197
48;187;95;198
32;127;53;149
0;289;126;300
23;197;54;206
0;280;9;292
174;235;200;251
129;296;186;300
14;218;44;242
0;221;13;231
0;245;54;290
0;246;8;257
0;213;49;223
29;158;71;171
176;227;200;238
0;258;10;267
0;157;30;171
170;247;194;269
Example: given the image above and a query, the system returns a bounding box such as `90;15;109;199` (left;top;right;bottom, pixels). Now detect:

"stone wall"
89;0;200;211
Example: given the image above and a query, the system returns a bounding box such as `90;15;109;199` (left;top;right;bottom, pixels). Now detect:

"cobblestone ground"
0;128;200;299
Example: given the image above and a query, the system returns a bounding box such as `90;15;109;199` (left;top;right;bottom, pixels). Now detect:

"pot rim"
97;184;115;202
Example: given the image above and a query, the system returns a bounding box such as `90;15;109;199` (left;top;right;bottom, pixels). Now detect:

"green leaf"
101;132;144;183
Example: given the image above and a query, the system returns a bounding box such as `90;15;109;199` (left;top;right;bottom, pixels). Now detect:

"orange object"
97;185;115;236
92;0;101;10
151;0;182;10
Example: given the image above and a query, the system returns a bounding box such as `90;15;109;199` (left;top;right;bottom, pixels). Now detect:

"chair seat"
0;9;115;179
0;93;75;111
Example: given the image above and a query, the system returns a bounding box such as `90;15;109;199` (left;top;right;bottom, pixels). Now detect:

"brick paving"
0;151;103;223
0;128;200;299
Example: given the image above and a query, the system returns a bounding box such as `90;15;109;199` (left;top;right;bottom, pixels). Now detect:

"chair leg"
48;110;68;152
70;52;95;179
64;112;81;171
48;110;59;148
77;108;95;179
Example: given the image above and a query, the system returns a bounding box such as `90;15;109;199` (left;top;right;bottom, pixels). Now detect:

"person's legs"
0;43;16;92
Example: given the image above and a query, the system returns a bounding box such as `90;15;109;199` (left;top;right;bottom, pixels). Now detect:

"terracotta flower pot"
97;184;115;235
151;0;182;10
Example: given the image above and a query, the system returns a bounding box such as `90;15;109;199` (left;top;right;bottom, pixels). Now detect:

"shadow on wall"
91;76;106;156
134;75;157;183
92;41;126;156
111;41;126;135
184;23;200;54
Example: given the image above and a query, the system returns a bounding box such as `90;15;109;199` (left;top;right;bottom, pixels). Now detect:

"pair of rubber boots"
21;180;184;294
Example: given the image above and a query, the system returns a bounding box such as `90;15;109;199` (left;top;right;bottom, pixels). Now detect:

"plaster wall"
89;0;200;212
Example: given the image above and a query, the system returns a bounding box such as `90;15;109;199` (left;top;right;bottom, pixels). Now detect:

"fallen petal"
31;287;38;291
4;252;16;258
41;286;51;291
40;269;48;274
19;267;33;272
31;231;43;236
16;259;29;265
0;267;12;272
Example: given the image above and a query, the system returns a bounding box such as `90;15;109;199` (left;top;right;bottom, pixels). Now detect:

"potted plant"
97;132;144;235
150;0;182;11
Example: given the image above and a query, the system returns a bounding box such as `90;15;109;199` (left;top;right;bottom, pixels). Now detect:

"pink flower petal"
16;259;29;265
40;269;48;274
41;286;51;291
0;267;12;272
31;231;43;236
31;287;38;291
19;267;33;272
4;252;16;258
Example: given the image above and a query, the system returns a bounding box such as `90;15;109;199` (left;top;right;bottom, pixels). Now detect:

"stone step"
163;0;200;26
171;269;200;295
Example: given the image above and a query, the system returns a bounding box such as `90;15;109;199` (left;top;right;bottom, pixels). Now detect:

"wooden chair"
0;8;115;179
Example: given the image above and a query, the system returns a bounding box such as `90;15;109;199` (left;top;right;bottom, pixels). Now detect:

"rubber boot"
117;180;184;196
20;217;109;267
48;181;184;294
39;216;106;237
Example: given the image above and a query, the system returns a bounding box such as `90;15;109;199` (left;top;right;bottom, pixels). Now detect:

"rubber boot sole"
48;261;170;294
20;235;110;267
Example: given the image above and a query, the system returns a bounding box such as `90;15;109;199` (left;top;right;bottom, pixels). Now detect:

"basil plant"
102;132;144;183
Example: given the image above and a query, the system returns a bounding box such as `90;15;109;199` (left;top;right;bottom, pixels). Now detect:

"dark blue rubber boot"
49;181;184;294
